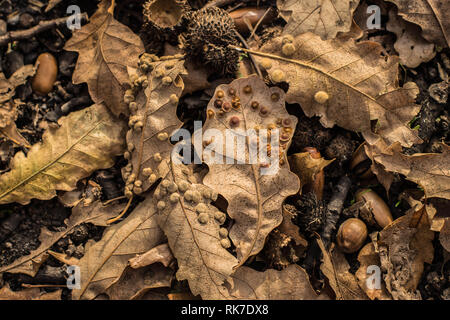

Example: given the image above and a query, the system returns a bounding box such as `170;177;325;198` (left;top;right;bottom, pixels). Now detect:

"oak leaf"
155;161;238;299
123;57;187;196
72;195;165;300
289;151;334;192
64;0;145;116
386;0;449;48
277;0;360;40
0;103;126;205
254;33;422;148
201;75;300;266
0;284;61;300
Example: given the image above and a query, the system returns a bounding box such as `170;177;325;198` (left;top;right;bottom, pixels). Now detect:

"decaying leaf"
64;0;145;116
0;65;35;104
277;0;360;40
254;33;422;148
387;9;436;68
0;201;124;277
0;104;125;205
227;264;318;299
155;161;238;299
201;75;300;266
122;56;187;197
129;243;174;268
0;101;30;148
378;205;434;299
289;151;334;192
373;143;450;200
355;243;392;300
386;0;449;48
0;284;61;300
318;239;368;300
72;195;165;300
106;264;174;300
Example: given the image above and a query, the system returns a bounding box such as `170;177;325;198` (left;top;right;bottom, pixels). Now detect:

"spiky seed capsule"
149;174;157;184
219;228;228;238
178;180;189;192
260;58;272;69
157;132;169;141
154;153;162;162
162;76;173;85
214;211;226;224
169;94;179;104
157;201;166;211
161;180;170;188
220;238;231;248
282;35;294;44
271;69;286;83
167;182;178;193
282;43;296;56
314;91;329;104
143;167;152;176
198;212;209;224
134;180;143;187
169;192;180;203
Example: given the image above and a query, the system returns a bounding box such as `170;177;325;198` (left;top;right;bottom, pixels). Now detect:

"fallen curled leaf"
64;0;145;116
106;264;174;300
277;0;360;40
0;65;36;104
373;143;450;200
0;103;126;205
254;33;422;148
123;57;187;196
201;75;300;266
378;205;434;299
386;0;449;48
0;201;123;277
72;195;165;300
155;161;238;299
318;239;368;300
226;264;318;299
0;101;31;148
355;243;392;300
129;243;174;268
0;284;61;300
387;9;436;68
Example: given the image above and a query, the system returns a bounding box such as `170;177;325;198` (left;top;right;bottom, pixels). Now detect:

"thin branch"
0;13;88;47
233;31;263;78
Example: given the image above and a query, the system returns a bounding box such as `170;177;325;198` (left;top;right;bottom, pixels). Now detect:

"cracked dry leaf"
277;0;360;40
355;243;392;300
289;151;334;192
201;75;300;266
373;143;450;200
318;239;368;300
64;0;145;117
387;9;436;68
122;56;186;197
378;205;434;300
254;33;422;148
0;104;126;205
106;264;174;300
226;265;318;299
155;161;238;300
386;0;449;48
73;195;165;300
0;201;124;277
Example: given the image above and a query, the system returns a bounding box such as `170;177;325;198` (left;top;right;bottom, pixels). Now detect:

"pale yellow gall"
282;43;296;56
220;238;231;249
271;69;286;83
314;91;329;104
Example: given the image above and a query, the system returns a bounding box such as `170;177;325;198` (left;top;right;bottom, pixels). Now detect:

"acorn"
355;189;393;228
350;143;374;180
31;53;58;95
336;218;367;253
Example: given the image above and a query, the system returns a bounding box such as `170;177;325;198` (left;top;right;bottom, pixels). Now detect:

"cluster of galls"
122;53;183;198
153;169;232;249
181;7;240;76
207;83;295;167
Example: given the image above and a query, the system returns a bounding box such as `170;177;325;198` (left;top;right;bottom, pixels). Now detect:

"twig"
0;13;88;47
248;7;272;41
233;31;263;78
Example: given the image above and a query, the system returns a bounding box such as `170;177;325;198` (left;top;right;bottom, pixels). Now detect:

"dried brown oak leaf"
122;56;187;197
373;143;450;200
378;205;434;300
254;33;422;148
0;101;30;148
318;239;368;300
0;103;125;205
0;201;123;277
64;0;145;117
289;151;334;192
0;65;35;104
387;9;436;68
277;0;360;40
72;195;165;300
0;284;61;300
201;75;300;267
226;264;318;299
155;161;238;300
386;0;449;48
